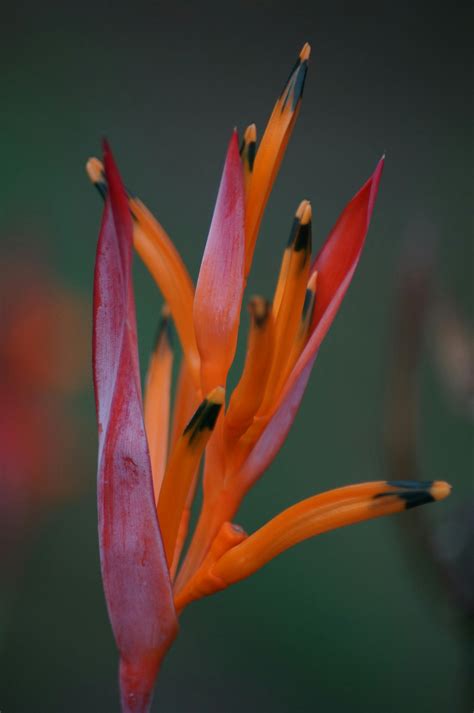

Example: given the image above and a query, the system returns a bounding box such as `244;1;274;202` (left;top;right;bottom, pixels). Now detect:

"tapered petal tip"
230;128;240;151
244;123;257;143
299;42;311;61
102;137;112;155
119;655;162;713
370;154;385;197
207;385;225;405
430;480;452;501
296;199;312;225
381;480;452;509
87;157;107;198
86;157;103;183
307;270;318;291
248;296;271;326
102;139;117;173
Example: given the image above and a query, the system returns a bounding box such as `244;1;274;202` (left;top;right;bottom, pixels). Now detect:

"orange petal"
239;123;257;195
230;158;385;490
257;200;312;415
144;306;174;500
86;157;200;385
244;43;310;275
284;270;318;378
174;522;247;612
167;359;202;578
212;480;452;587
224;297;274;444
157;387;224;566
170;357;201;449
131;199;200;380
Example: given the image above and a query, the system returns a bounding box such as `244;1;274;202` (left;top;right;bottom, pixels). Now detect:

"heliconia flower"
88;44;451;712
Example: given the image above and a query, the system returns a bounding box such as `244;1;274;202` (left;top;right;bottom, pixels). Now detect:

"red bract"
93;143;177;713
239;157;385;488
89;44;451;710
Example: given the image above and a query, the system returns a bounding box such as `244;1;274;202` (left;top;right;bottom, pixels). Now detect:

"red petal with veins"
93;141;177;713
241;157;384;488
193;130;245;393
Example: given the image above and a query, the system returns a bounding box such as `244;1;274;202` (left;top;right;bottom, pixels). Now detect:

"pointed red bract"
239;158;384;486
239;355;316;488
93;142;177;713
193;130;245;392
308;155;385;346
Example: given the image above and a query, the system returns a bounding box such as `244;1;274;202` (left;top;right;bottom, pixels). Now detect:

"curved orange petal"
244;43;310;274
143;307;173;501
212;480;451;587
158;387;224;566
233;157;384;488
224;297;274;444
86;157;200;385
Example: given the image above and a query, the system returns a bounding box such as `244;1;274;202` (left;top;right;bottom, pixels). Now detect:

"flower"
88;44;451;713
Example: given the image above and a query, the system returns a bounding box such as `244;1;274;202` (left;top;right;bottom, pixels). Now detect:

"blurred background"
1;1;472;711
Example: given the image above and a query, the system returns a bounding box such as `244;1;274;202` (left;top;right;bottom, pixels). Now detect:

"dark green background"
1;1;472;711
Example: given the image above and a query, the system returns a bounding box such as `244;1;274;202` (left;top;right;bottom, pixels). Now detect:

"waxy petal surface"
193;131;245;393
237;158;384;487
93;142;177;713
237;354;315;489
307;156;385;345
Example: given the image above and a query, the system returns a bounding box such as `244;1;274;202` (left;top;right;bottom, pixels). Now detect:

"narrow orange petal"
244;43;310;275
239;123;257;195
172;482;240;594
130;199;200;382
167;359;202;578
212;480;452;587
224;297;274;444
170;357;201;449
157;387;224;566
143;306;173;500
257;201;312;415
174;522;247;612
284;270;318;378
86;157;200;385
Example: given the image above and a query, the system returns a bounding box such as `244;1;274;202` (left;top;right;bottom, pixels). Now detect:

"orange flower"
89;44;451;713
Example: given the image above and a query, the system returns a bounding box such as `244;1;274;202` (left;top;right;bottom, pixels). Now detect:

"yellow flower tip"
241;124;257;180
248;296;271;328
430;480;452;501
244;123;257;144
296;199;312;226
207;385;225;406
299;42;311;62
86;156;104;184
307;270;318;292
